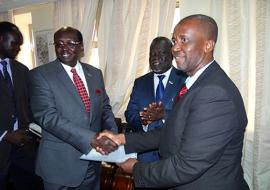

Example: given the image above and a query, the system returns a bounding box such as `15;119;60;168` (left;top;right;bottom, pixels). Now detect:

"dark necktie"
1;60;17;124
175;84;188;102
71;68;90;113
156;75;165;102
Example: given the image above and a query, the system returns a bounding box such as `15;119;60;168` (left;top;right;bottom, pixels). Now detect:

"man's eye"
181;38;187;43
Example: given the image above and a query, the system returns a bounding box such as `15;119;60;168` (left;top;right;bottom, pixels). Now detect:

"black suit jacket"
125;61;249;190
0;59;34;170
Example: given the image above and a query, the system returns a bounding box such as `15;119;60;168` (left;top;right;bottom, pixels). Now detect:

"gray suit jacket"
125;61;249;190
29;59;117;187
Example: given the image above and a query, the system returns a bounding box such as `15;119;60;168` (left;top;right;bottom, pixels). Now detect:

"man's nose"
172;43;180;53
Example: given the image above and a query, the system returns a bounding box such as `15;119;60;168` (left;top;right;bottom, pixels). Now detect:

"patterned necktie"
71;68;90;112
176;84;188;102
156;75;165;102
1;60;17;124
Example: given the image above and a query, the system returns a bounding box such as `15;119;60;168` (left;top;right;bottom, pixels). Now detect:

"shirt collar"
154;67;172;78
61;61;82;73
185;60;214;89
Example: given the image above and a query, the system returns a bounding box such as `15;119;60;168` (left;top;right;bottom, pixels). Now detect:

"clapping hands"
140;102;165;125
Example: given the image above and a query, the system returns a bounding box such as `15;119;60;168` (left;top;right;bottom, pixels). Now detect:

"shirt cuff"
142;125;148;132
0;130;8;141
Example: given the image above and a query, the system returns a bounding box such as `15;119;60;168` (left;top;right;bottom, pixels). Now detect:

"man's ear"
204;40;215;53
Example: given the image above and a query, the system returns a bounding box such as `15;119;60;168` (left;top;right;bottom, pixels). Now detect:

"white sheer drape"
180;0;270;189
0;10;14;22
98;0;176;118
54;0;99;63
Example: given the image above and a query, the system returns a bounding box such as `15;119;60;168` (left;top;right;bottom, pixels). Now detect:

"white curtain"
54;0;99;63
180;0;270;189
98;0;176;118
0;10;14;22
211;1;270;190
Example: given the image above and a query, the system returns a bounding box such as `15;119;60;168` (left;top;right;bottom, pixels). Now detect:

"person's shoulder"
81;62;100;72
30;60;57;74
81;62;103;77
135;71;153;82
12;60;29;71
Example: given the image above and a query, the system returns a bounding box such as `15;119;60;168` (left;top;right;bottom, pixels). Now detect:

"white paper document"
29;123;42;137
80;145;137;163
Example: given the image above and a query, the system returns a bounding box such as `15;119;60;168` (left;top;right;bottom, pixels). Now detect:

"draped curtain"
0;10;14;22
178;0;270;189
98;0;176;118
53;0;99;63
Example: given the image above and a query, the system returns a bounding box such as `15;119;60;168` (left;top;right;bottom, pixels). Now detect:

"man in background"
0;21;42;190
29;26;117;190
125;36;186;162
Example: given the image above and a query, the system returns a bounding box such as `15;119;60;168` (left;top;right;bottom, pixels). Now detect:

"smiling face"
54;28;83;67
172;18;215;76
149;37;173;74
0;31;23;59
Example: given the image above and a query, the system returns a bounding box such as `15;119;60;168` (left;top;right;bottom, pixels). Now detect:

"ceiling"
0;0;55;13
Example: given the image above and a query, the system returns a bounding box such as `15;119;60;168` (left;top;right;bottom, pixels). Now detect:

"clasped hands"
140;102;165;125
91;131;137;174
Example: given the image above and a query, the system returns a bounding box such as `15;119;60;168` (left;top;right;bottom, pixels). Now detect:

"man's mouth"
61;52;71;58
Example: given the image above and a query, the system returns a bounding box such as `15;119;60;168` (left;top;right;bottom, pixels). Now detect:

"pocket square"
95;89;101;94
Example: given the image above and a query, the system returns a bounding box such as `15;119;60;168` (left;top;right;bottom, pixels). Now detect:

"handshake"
90;130;125;155
90;130;138;174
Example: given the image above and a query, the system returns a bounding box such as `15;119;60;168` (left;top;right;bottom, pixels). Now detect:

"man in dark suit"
125;37;186;162
97;14;250;190
29;27;118;190
0;21;42;190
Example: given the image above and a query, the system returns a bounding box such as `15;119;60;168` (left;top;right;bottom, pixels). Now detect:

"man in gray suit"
97;14;250;190
29;27;117;190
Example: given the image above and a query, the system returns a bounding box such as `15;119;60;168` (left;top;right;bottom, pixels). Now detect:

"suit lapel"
54;61;86;113
162;68;182;106
148;72;155;101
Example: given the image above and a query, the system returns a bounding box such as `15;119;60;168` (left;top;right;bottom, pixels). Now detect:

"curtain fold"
180;0;270;189
54;0;99;64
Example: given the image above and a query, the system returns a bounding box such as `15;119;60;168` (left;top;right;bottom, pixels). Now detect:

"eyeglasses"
53;41;81;49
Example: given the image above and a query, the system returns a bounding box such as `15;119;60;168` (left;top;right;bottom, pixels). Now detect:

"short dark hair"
54;26;83;42
0;21;23;40
180;14;218;42
150;36;172;49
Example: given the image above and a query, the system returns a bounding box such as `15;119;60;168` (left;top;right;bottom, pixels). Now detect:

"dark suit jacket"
0;59;34;170
125;67;186;162
125;62;249;190
29;59;117;187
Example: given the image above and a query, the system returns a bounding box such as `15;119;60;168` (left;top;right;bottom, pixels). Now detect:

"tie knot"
157;75;165;81
1;60;8;68
70;68;77;74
